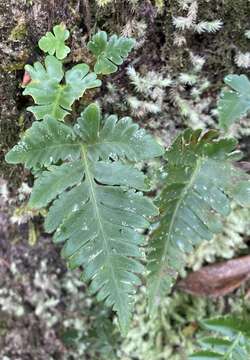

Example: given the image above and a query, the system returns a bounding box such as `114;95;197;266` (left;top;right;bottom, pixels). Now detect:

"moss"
9;20;27;41
0;62;27;72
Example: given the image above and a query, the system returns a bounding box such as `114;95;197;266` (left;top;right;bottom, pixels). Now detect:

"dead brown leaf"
177;255;250;297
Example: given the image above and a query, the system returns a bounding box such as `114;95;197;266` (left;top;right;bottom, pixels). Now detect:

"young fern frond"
6;103;163;334
190;316;250;359
24;57;101;121
218;74;250;131
147;129;250;312
87;31;135;75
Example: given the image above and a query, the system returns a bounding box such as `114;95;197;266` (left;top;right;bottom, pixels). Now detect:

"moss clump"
9;20;27;41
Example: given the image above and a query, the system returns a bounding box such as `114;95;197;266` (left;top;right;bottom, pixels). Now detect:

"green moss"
0;62;27;72
9;20;27;41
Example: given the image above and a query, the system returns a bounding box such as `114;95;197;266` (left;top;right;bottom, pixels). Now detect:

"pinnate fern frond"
38;23;70;60
87;31;135;75
190;316;250;359
23;56;101;121
147;129;250;311
218;74;250;130
5;103;163;334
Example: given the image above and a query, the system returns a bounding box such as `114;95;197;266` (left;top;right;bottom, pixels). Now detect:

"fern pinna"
148;129;250;311
190;316;250;359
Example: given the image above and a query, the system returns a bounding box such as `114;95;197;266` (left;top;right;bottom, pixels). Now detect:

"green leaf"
147;129;250;312
201;317;250;339
189;351;223;359
87;31;135;75
24;56;101;121
190;316;250;359
218;74;250;130
8;103;162;334
5;117;80;168
38;23;70;60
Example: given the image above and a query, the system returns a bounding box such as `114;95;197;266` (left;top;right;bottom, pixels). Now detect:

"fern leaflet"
190;316;250;359
38;23;70;60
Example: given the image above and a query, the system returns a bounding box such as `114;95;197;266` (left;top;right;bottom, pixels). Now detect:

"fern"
38;23;70;60
23;57;101;121
190;316;250;359
147;129;250;311
218;74;250;130
5;23;250;336
5;25;161;333
6;103;163;334
87;31;135;75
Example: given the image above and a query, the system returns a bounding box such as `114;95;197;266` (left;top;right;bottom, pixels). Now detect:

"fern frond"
218;74;250;130
190;316;250;359
38;23;70;60
147;129;250;311
5;103;163;334
87;31;135;75
23;56;101;121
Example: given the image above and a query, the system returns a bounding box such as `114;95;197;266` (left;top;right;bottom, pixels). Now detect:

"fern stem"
222;332;241;359
52;85;65;119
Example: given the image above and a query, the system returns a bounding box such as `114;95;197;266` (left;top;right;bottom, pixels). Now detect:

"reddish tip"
22;71;31;86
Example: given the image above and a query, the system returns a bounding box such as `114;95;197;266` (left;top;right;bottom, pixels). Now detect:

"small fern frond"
38;23;70;60
23;57;101;121
147;129;250;312
190;316;250;359
5;103;163;334
87;31;135;75
218;74;250;130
